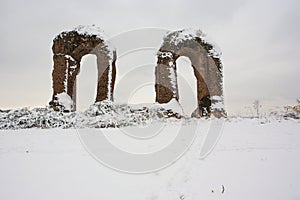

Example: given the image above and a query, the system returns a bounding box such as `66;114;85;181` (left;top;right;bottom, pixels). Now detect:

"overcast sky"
0;0;299;115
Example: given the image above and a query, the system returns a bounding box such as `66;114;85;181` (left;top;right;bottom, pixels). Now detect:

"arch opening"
176;56;197;116
76;54;98;111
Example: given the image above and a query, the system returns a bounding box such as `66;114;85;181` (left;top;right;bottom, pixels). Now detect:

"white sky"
0;0;299;115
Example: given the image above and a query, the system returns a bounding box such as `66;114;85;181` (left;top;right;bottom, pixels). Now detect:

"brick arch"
49;26;116;111
155;29;225;118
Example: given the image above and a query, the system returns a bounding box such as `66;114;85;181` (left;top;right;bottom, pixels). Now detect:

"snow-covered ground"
0;119;299;200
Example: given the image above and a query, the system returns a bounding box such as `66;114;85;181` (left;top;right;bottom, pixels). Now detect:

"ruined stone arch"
155;29;225;118
49;25;116;111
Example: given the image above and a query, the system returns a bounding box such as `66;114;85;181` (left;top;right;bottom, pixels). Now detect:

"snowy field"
0;119;299;200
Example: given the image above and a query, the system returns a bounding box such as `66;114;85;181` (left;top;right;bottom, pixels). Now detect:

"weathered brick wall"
49;27;116;112
155;30;225;118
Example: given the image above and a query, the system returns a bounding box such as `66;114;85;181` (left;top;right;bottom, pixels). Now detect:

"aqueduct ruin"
155;29;225;118
49;26;225;117
49;25;116;111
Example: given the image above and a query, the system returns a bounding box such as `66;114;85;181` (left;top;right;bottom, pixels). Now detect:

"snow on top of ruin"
165;28;222;59
75;25;116;54
56;24;108;40
74;25;105;38
55;25;116;56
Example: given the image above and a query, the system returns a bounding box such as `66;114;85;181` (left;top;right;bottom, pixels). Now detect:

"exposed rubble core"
155;29;226;118
49;25;116;112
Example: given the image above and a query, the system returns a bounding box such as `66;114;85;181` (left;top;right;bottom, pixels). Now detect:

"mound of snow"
159;98;183;115
55;93;74;112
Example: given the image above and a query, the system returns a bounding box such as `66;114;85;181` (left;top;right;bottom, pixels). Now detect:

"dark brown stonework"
49;26;116;111
155;29;225;118
49;27;224;117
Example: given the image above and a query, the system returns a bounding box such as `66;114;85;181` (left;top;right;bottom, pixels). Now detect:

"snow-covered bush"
0;107;75;129
0;102;185;130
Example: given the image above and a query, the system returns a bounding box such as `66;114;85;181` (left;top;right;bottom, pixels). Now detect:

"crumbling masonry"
49;27;225;117
49;26;116;111
155;29;225;118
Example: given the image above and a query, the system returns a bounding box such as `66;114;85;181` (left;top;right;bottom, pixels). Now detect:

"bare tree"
253;100;260;118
